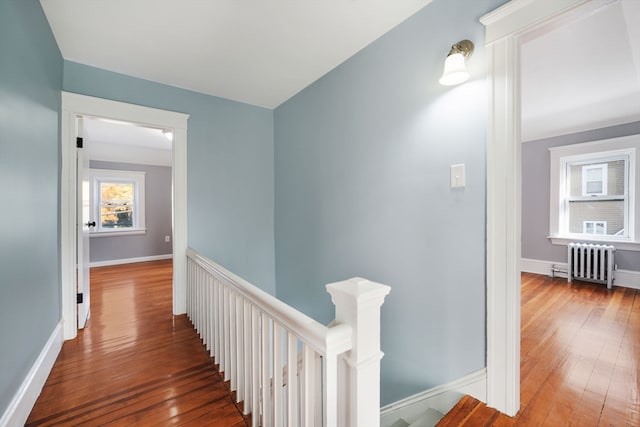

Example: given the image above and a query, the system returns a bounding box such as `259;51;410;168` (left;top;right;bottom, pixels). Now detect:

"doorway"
60;92;189;340
481;0;597;417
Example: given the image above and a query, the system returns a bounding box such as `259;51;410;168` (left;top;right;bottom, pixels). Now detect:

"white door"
77;117;91;329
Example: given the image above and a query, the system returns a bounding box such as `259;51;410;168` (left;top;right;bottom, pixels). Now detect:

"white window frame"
581;163;607;196
89;168;146;237
549;134;640;251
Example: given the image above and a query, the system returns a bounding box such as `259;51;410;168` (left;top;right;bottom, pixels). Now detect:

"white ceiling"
83;116;173;166
41;0;432;109
521;0;640;142
44;0;640;147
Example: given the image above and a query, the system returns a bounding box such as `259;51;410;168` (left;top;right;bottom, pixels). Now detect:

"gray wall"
0;0;62;416
89;161;172;263
274;0;506;405
522;121;640;271
64;62;276;294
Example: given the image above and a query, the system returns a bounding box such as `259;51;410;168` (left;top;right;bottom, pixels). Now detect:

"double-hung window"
549;135;639;250
89;169;146;236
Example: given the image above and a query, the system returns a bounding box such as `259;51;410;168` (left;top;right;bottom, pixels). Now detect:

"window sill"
548;236;640;252
90;229;146;238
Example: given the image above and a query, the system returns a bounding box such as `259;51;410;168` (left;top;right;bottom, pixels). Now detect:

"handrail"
187;248;352;355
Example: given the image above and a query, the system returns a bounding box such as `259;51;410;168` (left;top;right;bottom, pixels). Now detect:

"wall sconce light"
439;40;474;86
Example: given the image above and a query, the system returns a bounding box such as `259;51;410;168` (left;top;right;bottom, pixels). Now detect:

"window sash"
89;169;146;235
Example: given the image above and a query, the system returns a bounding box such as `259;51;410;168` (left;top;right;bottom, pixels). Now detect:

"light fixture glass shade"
439;53;470;86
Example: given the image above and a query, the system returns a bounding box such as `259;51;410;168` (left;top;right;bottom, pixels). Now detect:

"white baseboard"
521;258;640;290
90;253;173;268
616;269;640;290
0;322;63;427
380;368;486;427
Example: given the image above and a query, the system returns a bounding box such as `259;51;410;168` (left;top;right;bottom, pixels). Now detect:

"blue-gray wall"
64;62;276;294
89;161;173;263
0;0;62;416
274;0;506;405
522;121;640;271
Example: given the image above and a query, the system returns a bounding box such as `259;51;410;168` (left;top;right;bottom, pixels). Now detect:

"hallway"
27;260;247;426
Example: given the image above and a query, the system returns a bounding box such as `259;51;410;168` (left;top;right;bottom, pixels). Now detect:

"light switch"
450;163;465;188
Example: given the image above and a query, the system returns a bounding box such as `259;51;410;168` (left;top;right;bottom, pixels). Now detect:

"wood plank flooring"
27;260;247;426
438;273;640;426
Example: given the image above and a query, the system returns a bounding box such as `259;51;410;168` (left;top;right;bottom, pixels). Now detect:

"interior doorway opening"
61;92;189;340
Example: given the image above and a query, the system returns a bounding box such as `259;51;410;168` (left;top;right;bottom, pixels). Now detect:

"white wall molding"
61;92;189;340
90;254;173;268
0;323;62;427
481;0;590;417
522;258;640;289
379;369;487;427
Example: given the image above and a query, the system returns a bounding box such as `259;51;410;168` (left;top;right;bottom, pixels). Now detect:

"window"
549;135;639;250
89;169;146;236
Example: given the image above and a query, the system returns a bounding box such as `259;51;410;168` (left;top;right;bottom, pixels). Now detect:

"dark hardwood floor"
438;273;640;426
27;260;247;426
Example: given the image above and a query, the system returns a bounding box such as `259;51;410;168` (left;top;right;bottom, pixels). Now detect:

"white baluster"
261;316;272;426
236;295;244;403
223;286;230;380
208;274;214;357
286;333;298;427
243;299;252;414
300;344;315;427
273;323;284;426
230;292;237;391
251;307;261;426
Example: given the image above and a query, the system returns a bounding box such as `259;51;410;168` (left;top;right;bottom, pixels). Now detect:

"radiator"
567;243;615;289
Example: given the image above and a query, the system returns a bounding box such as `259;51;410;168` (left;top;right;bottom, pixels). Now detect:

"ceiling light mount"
439;39;474;86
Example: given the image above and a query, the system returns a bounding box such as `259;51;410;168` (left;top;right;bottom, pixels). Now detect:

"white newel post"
326;277;391;427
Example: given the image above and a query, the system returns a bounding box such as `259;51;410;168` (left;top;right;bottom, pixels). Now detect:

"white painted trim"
549;236;640;252
0;322;63;427
481;0;590;417
61;92;189;340
616;269;640;290
90;254;173;268
521;258;565;277
521;258;640;289
379;369;487;427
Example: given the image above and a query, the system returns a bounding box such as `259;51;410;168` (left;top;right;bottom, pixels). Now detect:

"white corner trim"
379;369;486;427
521;258;640;289
90;254;173;268
0;322;63;427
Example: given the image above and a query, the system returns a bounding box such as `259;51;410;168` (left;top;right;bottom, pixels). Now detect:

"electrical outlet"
165;235;171;243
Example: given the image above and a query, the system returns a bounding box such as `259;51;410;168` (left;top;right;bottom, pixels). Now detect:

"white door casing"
481;0;592;417
77;117;91;329
61;92;189;340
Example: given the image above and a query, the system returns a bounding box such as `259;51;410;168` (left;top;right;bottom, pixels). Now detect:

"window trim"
548;134;639;251
88;168;146;237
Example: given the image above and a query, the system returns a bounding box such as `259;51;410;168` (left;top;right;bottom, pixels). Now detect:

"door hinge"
77;293;83;304
76;137;83;148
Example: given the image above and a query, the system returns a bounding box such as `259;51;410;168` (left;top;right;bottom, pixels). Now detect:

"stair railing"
186;248;390;427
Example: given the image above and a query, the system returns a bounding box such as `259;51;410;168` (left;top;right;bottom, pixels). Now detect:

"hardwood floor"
27;260;247;426
438;273;640;426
